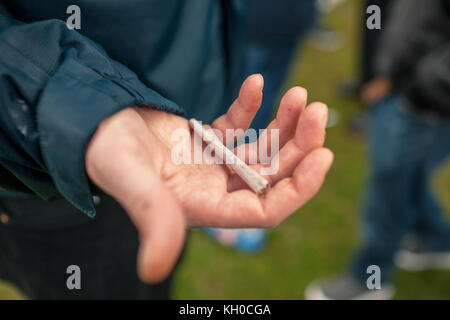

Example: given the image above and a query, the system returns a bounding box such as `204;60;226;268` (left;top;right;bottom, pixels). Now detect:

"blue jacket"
0;0;246;217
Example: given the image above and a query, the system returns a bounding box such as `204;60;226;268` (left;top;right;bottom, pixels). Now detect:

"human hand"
360;76;393;105
85;74;333;283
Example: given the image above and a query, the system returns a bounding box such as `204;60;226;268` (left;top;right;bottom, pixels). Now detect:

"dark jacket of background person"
0;0;246;217
375;0;450;117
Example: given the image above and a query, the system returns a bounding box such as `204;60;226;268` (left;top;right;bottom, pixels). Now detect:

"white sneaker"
305;274;395;300
395;249;450;271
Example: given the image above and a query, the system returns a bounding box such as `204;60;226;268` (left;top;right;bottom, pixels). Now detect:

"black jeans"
0;195;179;299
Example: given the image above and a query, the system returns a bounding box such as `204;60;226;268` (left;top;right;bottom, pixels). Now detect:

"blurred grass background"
1;0;449;300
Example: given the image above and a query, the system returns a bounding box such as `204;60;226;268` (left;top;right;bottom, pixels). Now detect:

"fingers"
212;74;263;138
228;101;327;191
208;148;333;228
262;102;328;184
233;86;307;163
261;148;334;227
258;86;307;158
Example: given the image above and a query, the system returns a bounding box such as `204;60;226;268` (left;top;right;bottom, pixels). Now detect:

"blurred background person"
306;0;450;299
206;0;317;253
245;0;317;130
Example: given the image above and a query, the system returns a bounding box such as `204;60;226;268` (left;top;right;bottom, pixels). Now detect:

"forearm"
0;15;183;216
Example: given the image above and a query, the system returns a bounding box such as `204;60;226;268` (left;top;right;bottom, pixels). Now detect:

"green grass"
0;280;24;300
1;0;449;300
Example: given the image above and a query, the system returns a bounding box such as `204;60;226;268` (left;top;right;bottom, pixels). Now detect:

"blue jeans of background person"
350;94;450;284
245;42;300;130
244;0;317;131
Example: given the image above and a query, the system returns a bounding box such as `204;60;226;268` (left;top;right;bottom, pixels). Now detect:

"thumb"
85;108;186;283
87;143;186;284
121;166;186;284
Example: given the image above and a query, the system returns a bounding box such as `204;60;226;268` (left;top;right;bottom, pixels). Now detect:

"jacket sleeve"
374;0;448;85
406;43;450;116
0;15;184;217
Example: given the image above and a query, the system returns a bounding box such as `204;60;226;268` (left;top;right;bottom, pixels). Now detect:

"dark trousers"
0;196;178;299
244;0;317;131
351;95;450;283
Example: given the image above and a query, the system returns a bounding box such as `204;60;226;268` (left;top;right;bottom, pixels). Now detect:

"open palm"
85;74;333;283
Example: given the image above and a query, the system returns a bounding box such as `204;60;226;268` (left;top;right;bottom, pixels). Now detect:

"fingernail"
255;74;264;88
